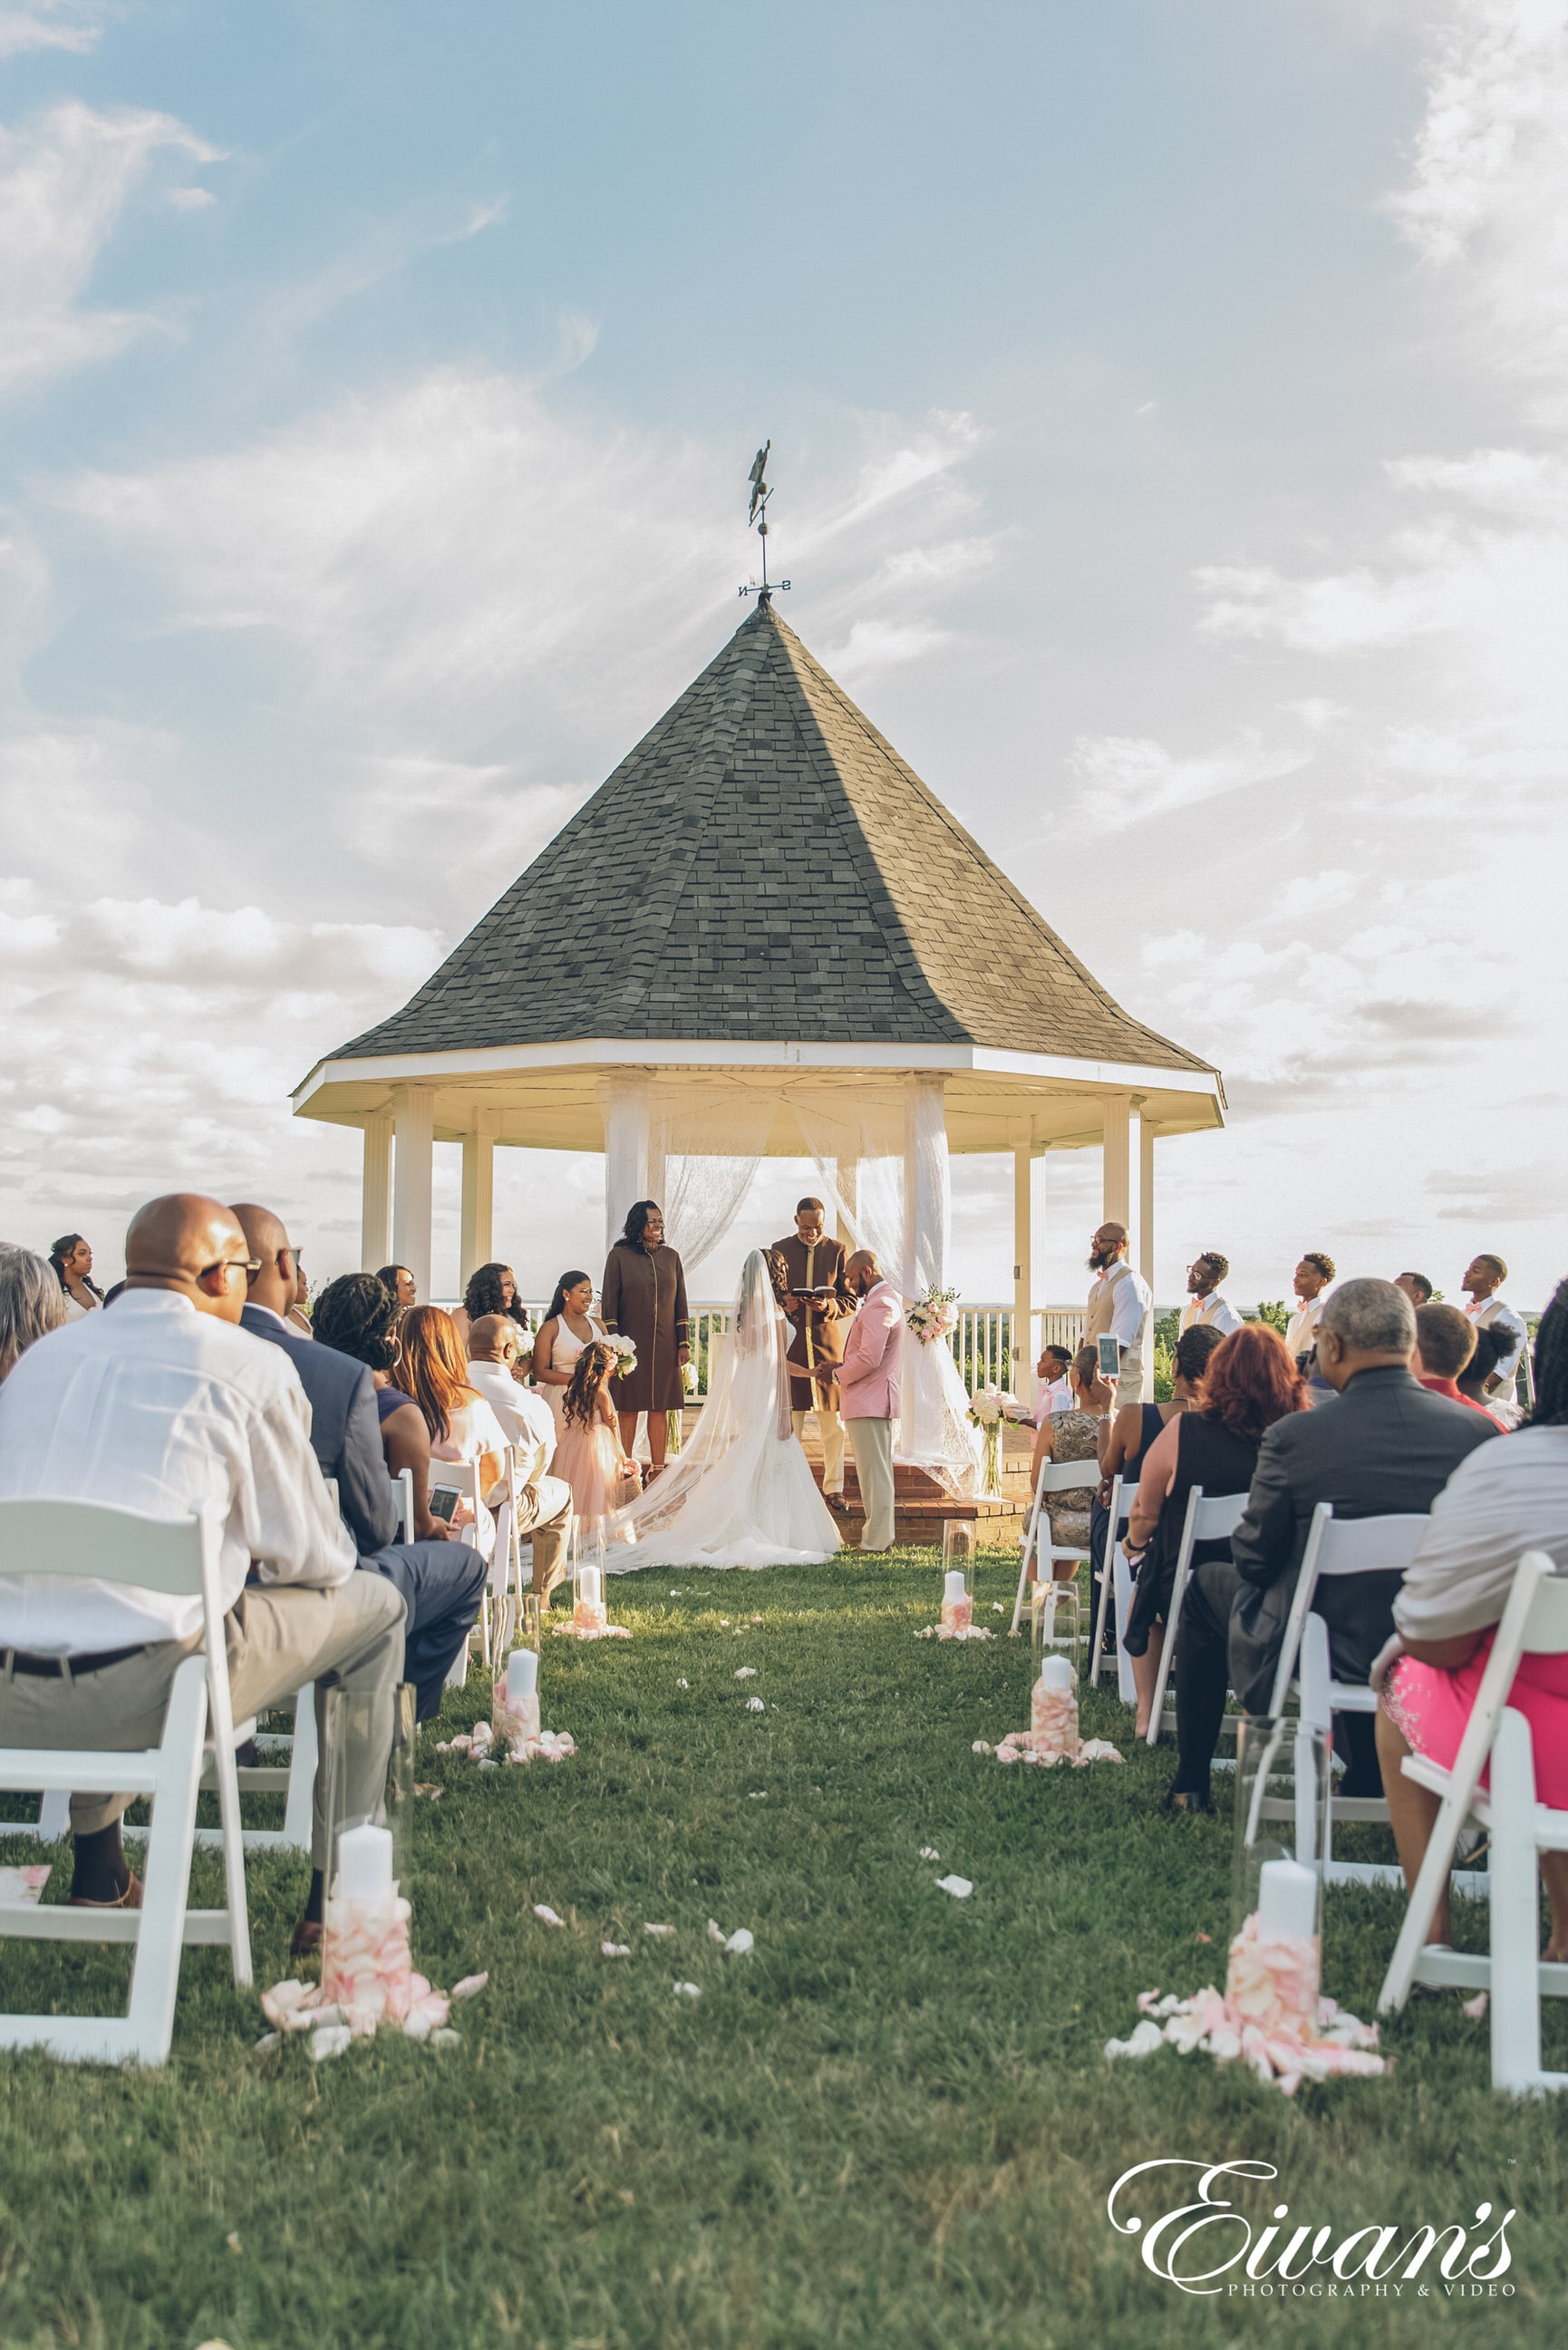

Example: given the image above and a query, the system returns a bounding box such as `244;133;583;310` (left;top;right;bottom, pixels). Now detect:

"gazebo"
292;598;1223;1398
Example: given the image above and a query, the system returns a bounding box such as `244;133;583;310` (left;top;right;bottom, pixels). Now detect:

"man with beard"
1084;1220;1153;1408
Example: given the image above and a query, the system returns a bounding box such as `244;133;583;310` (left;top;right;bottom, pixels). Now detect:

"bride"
605;1249;840;1571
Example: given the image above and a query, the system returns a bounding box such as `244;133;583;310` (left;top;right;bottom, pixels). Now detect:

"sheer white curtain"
653;1083;779;1277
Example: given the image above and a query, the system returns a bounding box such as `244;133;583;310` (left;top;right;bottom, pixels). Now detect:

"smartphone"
1096;1334;1122;1381
429;1485;460;1523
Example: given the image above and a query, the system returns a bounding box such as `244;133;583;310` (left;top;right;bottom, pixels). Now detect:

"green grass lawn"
2;1545;1565;2350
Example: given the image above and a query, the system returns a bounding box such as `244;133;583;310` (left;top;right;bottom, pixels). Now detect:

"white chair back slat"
1145;1487;1252;1747
1011;1452;1100;1635
0;1498;253;2064
1268;1506;1429;1718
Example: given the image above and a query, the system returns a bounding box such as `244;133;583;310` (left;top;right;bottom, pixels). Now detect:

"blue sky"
2;0;1563;1307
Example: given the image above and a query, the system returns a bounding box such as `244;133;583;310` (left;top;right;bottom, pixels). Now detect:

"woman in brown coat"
601;1200;690;1480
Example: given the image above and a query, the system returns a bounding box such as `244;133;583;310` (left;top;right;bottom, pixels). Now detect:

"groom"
768;1197;855;1509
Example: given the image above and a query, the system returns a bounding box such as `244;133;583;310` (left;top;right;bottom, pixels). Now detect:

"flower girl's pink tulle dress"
554;1406;633;1524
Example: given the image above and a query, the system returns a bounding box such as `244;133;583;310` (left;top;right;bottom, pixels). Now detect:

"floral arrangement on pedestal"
604;1334;638;1380
967;1384;1019;1497
906;1285;959;1345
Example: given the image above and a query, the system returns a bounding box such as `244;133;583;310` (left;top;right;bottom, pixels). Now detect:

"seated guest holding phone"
1025;1343;1112;1573
1375;1282;1568;1958
234;1209;486;1725
1102;1320;1225;1713
313;1276;470;1550
399;1305;509;1553
0;1196;406;1941
1127;1325;1305;1764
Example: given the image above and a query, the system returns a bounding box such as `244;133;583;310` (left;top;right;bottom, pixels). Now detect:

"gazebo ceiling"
295;598;1222;1145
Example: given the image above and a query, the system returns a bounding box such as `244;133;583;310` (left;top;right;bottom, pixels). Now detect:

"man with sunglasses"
0;1192;406;1938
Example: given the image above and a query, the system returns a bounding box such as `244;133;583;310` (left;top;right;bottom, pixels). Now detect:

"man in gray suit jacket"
1166;1278;1496;1810
234;1205;486;1721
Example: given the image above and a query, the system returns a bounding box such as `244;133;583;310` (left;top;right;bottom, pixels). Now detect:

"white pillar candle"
1040;1656;1075;1691
507;1646;539;1702
1258;1856;1317;1942
944;1569;967;1606
337;1821;393;1901
578;1565;603;1607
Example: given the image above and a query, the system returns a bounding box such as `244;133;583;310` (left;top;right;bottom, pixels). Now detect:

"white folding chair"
1089;1473;1136;1700
1144;1488;1249;1747
1377;1551;1568;2093
1010;1457;1100;1636
0;1498;252;2064
1265;1504;1429;1889
431;1460;489;1685
392;1468;414;1540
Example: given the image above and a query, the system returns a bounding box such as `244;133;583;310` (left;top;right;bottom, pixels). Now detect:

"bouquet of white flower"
967;1384;1019;1498
906;1285;959;1345
604;1334;638;1379
966;1384;1019;1427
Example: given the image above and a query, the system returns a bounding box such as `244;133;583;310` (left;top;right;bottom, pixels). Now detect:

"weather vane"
738;440;790;604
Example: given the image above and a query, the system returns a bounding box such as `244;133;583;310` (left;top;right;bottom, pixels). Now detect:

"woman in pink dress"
1376;1281;1568;1955
554;1342;638;1529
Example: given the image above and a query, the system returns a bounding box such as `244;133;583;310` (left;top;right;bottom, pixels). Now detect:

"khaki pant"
517;1472;573;1594
791;1403;845;1494
847;1415;895;1551
0;1573;406;1866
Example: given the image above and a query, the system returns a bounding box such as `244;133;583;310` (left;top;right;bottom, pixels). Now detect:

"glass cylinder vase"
940;1521;975;1631
321;1681;416;2025
980;1418;1005;1500
493;1593;543;1743
1227;1716;1331;2040
572;1519;609;1635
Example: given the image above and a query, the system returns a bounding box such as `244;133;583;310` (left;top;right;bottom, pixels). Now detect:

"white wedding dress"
605;1251;841;1571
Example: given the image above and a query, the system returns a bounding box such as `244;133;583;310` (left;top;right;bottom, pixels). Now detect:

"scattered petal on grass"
748;1791;768;1800
533;1904;565;1927
972;1740;993;1755
1106;2018;1165;2061
431;2028;461;2047
402;2005;435;2044
471;1720;493;1747
226;2233;243;2255
253;2032;281;2054
707;1918;727;1944
751;1613;763;1622
734;1666;758;1679
310;2024;353;2062
918;1847;940;1860
992;1601;1004;1612
413;1783;445;1800
1462;1990;1489;2020
720;1618;730;1627
747;1696;765;1712
725;1928;755;1956
936;1875;973;1899
602;1942;632;1958
1195;1932;1213;1946
450;1973;489;2000
644;1922;675;1937
677;1678;690;1689
477;1757;499;1770
673;1981;702;1998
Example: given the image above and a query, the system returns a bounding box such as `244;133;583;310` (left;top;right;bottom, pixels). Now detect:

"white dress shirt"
464;1359;557;1468
1283;1296;1324;1364
0;1289;354;1654
1179;1293;1243;1337
1466;1295;1528;1384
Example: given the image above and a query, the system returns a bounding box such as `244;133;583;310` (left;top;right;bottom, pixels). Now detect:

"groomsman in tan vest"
1084;1219;1153;1408
769;1197;855;1506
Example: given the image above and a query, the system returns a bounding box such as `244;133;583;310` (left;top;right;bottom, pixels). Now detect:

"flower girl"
555;1341;640;1522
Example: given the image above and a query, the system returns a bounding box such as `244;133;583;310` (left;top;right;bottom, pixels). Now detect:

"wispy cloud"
1068;730;1312;830
0;99;220;395
0;2;112;60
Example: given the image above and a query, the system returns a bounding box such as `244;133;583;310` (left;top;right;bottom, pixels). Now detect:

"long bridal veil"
605;1248;841;1571
897;1322;983;1499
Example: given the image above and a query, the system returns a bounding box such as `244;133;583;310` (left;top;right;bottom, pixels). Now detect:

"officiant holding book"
768;1197;855;1507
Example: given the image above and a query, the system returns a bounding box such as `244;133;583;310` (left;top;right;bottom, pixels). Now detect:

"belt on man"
5;1645;148;1678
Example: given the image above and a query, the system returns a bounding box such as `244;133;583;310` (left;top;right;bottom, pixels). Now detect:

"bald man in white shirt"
0;1194;404;1930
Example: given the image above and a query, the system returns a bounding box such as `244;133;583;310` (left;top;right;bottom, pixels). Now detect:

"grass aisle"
2;1546;1566;2349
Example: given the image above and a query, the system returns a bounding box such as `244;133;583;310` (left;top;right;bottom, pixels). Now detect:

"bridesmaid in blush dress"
531;1271;607;1438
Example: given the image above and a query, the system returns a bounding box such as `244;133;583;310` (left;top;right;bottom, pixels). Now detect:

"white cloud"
0;2;110;59
0;100;220;395
1068;730;1312;830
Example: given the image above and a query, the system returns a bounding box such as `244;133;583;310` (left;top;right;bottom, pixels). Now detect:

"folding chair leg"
123;1658;208;2064
1089;1554;1113;1687
1146;1561;1188;1747
37;1786;71;1841
1010;1539;1034;1637
1490;1710;1544;2094
280;1683;316;1852
1113;1547;1137;1706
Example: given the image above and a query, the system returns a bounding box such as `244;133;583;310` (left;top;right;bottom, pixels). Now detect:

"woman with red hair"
400;1305;508;1552
1125;1324;1307;1772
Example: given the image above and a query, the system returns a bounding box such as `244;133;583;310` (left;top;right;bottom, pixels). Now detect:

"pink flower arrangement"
940;1590;973;1635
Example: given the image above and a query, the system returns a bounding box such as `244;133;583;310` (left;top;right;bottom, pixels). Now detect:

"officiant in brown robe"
768;1197;855;1502
602;1199;690;1477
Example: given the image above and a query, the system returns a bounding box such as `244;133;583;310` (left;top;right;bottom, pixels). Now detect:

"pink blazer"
838;1281;903;1420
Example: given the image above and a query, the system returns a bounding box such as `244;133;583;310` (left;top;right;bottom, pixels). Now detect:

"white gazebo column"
903;1073;949;1296
600;1072;650;1258
1011;1125;1034;1404
460;1108;498;1287
1102;1092;1132;1240
391;1083;434;1303
360;1109;392;1273
1138;1113;1157;1292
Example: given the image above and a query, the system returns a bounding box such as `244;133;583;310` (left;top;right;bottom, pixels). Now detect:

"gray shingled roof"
332;600;1212;1074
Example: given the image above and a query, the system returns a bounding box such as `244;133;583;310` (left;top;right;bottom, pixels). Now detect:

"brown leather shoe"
67;1871;143;1910
290;1918;324;1959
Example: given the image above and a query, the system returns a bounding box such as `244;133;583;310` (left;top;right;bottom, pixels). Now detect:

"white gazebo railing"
508;1299;1085;1402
